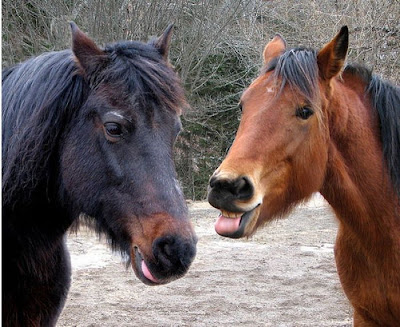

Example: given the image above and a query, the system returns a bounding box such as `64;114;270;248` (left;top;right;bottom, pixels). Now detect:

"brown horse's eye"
104;122;123;138
296;107;314;120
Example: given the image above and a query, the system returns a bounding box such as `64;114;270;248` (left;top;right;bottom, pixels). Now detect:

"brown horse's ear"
153;24;174;61
263;34;286;65
70;22;107;75
317;26;349;81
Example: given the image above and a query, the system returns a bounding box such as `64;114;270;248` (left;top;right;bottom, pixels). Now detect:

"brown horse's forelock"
264;48;323;125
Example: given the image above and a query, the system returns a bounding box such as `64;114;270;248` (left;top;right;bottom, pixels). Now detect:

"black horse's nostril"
152;235;196;277
154;236;175;266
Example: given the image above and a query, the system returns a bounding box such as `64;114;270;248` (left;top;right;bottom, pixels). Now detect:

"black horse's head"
61;23;196;285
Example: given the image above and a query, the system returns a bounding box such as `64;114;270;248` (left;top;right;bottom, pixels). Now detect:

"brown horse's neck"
320;76;400;252
320;75;400;325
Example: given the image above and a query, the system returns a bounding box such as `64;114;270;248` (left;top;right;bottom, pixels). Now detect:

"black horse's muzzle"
133;234;197;285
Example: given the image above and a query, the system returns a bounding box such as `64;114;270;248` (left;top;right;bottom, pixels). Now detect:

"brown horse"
208;26;400;326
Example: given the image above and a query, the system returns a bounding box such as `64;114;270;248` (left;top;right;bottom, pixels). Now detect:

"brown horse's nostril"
208;175;254;210
209;175;218;188
210;176;253;199
234;177;251;197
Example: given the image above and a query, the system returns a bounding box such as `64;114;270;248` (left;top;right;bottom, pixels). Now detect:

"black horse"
2;23;197;326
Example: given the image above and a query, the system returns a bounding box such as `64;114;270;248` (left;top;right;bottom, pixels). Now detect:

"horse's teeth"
221;210;242;218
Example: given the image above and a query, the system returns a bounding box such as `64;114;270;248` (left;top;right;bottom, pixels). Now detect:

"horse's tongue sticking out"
214;214;241;235
141;261;159;283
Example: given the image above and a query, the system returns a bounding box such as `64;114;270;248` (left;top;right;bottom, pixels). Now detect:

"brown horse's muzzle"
208;170;262;238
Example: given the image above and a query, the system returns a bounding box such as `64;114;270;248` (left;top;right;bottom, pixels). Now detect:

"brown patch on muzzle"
129;212;197;285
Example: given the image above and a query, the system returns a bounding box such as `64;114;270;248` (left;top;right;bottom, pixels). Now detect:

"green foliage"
175;46;259;199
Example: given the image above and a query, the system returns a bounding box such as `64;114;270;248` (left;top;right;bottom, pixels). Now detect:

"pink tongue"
214;215;241;235
141;260;159;283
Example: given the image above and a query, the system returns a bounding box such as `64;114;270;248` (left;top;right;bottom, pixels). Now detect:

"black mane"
345;65;400;197
368;75;400;197
2;50;88;207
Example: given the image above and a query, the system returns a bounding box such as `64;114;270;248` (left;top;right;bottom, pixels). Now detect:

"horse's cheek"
60;135;102;200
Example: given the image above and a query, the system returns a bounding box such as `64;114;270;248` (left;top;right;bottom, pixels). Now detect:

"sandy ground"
58;195;353;326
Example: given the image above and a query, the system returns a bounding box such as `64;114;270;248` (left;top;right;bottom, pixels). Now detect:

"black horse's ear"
317;26;349;81
70;22;107;76
153;24;174;60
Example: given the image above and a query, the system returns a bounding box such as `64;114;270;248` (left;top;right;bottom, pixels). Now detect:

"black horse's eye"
295;106;314;120
104;122;123;138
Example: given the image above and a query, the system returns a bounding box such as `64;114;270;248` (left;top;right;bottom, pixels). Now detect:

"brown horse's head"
208;27;349;238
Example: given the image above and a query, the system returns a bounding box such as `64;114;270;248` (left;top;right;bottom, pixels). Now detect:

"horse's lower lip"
216;204;260;238
133;247;161;285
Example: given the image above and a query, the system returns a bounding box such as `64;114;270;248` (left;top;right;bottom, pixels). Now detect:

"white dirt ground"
58;195;353;326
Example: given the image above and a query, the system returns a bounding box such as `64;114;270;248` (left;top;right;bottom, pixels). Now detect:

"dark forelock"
266;48;319;105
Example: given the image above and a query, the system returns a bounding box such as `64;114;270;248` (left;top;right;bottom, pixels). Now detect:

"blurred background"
3;0;399;199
